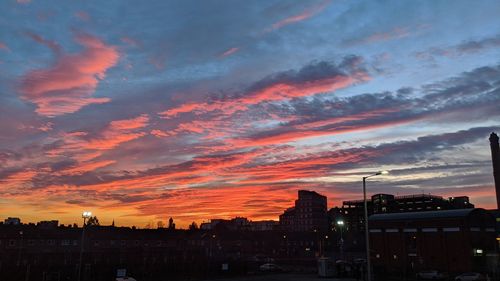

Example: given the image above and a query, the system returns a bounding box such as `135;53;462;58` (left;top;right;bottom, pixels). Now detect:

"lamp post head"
376;170;389;176
336;220;345;226
364;170;389;179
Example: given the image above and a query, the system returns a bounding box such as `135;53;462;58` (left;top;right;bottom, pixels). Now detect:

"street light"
336;220;345;260
78;211;92;281
363;171;388;281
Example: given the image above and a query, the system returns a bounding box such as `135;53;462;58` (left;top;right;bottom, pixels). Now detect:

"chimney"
490;132;500;210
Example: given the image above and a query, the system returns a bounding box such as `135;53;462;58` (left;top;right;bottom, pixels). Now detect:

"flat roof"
369;208;481;222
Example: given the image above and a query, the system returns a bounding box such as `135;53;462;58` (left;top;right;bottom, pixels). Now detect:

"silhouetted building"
3;217;21;225
0;222;323;281
249;220;278;231
335;193;474;232
369;208;498;277
279;207;296;230
279;190;328;232
37;220;59;229
490;132;500;210
199;217;277;231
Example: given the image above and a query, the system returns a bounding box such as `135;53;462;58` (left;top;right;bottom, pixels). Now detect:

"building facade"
369;208;498;277
279;190;328;232
335;193;474;232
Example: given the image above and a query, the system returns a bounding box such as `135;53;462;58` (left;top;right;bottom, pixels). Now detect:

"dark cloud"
247;55;365;94
237;64;500;144
415;34;500;60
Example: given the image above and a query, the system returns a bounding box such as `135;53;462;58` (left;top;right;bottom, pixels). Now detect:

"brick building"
369;208;498;278
0;221;326;281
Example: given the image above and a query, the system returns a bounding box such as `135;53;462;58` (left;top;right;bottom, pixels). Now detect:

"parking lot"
203;273;357;281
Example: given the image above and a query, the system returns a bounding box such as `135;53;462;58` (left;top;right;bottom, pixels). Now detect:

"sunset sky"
1;0;499;228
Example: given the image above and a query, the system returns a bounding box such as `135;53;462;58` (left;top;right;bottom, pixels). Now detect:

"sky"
1;0;500;228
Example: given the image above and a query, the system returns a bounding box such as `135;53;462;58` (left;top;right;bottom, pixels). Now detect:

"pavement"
202;273;358;281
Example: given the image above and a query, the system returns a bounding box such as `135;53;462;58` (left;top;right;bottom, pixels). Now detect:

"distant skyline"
1;0;499;228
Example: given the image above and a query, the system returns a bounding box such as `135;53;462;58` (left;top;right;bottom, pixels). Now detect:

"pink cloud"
121;37;140;48
46;114;149;162
219;47;239;58
39;122;54;132
268;0;331;31
0;42;10;52
150;129;170;138
161;73;364;118
81;115;150;151
20;32;120;116
347;24;430;46
364;27;410;43
75;11;90;21
24;31;61;55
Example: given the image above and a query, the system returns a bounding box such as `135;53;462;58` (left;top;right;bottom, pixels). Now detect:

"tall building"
490;132;500;210
279;190;328;232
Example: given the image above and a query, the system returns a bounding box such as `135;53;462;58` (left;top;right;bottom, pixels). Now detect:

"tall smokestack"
490;132;500;210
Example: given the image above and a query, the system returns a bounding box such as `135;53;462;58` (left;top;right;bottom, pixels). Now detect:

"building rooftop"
369;208;483;221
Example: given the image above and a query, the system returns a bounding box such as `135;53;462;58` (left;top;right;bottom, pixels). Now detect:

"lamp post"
363;171;388;281
336;220;344;260
78;211;92;281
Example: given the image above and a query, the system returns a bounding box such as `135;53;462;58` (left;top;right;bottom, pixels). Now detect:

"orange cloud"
0;170;37;191
20;32;119;116
131;185;299;227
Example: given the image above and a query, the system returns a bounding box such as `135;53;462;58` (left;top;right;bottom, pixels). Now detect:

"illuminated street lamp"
336;220;345;260
78;211;92;281
363;171;388;281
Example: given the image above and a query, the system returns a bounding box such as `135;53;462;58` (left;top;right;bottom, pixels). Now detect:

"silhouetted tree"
86;216;100;226
144;221;154;229
157;221;165;229
168;217;176;230
189;221;198;230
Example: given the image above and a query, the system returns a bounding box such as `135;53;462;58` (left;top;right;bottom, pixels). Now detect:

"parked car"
259;263;283;272
455;272;486;281
417;270;448;280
